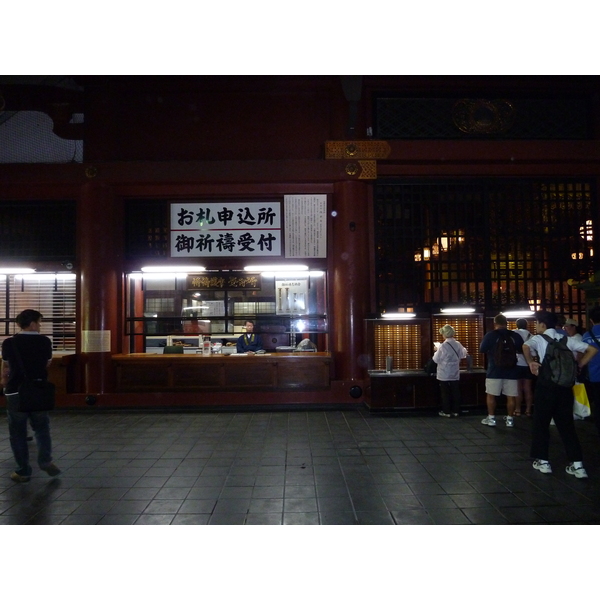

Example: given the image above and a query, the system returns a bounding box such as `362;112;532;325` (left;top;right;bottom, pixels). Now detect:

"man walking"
581;306;600;439
479;314;523;427
1;309;60;483
523;310;597;478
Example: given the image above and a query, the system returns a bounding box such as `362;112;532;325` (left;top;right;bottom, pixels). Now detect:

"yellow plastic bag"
573;383;591;418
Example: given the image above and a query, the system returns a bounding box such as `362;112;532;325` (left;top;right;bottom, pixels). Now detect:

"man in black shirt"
1;309;60;483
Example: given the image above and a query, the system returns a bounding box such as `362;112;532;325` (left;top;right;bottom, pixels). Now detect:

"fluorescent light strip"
244;265;308;272
0;268;36;274
440;307;476;314
141;266;204;272
503;310;535;317
16;274;76;280
382;313;417;319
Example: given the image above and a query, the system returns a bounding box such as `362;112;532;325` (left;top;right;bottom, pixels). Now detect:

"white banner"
284;194;327;258
170;202;282;257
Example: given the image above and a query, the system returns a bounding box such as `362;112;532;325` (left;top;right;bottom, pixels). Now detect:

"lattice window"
374;178;595;321
375;97;591;139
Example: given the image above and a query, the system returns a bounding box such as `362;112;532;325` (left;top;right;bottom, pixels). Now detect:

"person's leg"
439;381;451;414
515;378;524;415
553;386;583;463
449;380;461;415
586;381;600;438
29;411;53;468
530;383;554;461
5;394;32;477
486;393;497;416
523;379;534;416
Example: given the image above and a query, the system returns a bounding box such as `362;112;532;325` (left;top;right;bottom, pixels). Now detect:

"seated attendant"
236;321;263;354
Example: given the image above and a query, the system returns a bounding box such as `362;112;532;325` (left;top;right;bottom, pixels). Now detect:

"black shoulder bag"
11;337;55;412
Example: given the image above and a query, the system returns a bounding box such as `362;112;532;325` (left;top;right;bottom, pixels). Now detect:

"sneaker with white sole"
566;464;588;479
533;460;552;474
504;416;514;427
481;416;496;427
438;411;452;418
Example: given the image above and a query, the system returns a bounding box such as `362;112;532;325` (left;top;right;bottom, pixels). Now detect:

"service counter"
112;352;333;393
364;368;487;411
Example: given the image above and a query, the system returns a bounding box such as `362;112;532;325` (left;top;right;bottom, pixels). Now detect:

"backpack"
538;333;577;387
493;330;518;369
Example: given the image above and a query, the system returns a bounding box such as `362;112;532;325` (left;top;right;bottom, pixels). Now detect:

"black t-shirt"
2;333;52;394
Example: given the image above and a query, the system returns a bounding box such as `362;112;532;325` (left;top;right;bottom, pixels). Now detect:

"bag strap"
447;342;460;357
9;335;30;381
587;329;600;348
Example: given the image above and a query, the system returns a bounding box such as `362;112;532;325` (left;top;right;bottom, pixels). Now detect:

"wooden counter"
112;352;333;393
364;369;487;411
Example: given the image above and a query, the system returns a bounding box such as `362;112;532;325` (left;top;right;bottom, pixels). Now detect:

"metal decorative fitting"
85;166;98;178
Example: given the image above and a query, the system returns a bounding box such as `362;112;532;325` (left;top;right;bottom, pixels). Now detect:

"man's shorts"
485;378;518;397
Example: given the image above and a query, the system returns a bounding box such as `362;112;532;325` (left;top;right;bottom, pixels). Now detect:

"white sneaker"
504;416;514;428
438;411;452;418
566;464;588;479
533;460;552;474
481;416;496;427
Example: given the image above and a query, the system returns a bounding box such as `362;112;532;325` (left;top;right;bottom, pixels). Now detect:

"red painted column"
330;180;371;390
77;182;123;396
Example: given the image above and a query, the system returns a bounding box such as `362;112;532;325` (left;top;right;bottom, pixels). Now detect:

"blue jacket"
582;324;600;382
236;333;263;353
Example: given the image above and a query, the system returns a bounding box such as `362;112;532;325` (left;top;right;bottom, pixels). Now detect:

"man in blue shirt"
479;314;523;428
582;306;600;439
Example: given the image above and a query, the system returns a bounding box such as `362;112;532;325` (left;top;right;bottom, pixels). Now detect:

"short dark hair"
535;310;557;329
494;314;508;327
516;318;528;330
589;306;600;325
16;309;43;329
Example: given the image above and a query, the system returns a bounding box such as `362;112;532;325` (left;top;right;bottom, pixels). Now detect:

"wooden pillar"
330;180;371;388
77;182;123;395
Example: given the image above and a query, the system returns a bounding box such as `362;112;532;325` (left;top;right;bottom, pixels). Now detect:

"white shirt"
432;337;468;381
514;328;532;367
523;328;590;361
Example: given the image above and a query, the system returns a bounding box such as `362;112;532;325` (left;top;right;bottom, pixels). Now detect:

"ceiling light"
244;265;308;272
440;307;476;314
382;313;417;319
0;267;35;274
141;266;204;272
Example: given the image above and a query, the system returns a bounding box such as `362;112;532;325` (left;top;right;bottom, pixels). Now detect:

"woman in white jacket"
432;324;468;418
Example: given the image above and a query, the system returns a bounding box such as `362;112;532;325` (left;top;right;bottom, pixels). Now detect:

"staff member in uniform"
236;320;263;354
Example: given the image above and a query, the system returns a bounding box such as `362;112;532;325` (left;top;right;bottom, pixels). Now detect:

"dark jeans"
5;393;53;476
530;380;582;462
584;381;600;438
439;380;461;414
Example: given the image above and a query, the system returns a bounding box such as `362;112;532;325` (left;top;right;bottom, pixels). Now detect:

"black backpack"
493;330;518;369
538;334;577;387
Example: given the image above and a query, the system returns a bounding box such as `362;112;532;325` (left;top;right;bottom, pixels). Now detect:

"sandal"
525;411;532;417
513;410;521;417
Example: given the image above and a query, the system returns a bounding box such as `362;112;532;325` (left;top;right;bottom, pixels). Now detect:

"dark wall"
77;76;350;162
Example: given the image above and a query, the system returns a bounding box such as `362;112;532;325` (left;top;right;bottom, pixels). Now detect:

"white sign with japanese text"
170;202;282;257
284;195;327;258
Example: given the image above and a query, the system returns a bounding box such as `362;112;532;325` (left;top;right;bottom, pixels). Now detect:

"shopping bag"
573;383;591;419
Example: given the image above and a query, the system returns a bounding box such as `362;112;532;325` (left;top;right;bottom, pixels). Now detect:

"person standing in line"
432;324;468;418
523;310;597;478
564;318;583;342
582;306;600;440
514;318;534;417
479;314;524;428
1;309;61;483
555;314;567;337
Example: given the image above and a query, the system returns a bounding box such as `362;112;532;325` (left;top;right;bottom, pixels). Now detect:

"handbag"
424;358;437;375
573;382;591;419
11;336;55;412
